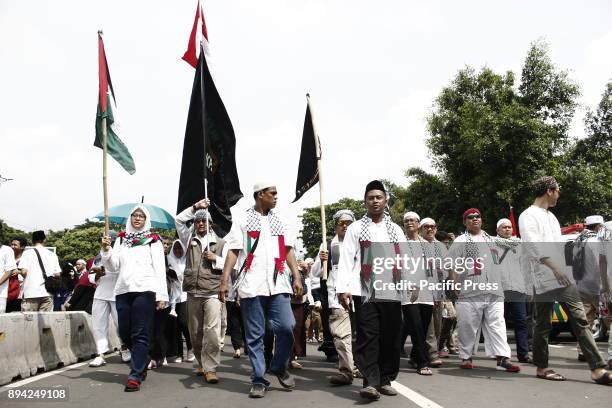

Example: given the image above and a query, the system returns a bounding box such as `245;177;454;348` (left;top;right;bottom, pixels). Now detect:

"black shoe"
249;384;266;398
271;370;295;389
578;353;586;362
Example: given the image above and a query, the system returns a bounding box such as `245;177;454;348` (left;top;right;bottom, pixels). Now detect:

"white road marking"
392;380;445;408
0;354;116;394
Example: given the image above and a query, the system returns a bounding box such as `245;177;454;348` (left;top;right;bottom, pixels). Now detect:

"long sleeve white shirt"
335;219;406;300
518;205;571;294
89;255;119;302
100;239;168;302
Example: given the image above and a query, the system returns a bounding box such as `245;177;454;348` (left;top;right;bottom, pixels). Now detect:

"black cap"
364;180;386;196
32;230;46;243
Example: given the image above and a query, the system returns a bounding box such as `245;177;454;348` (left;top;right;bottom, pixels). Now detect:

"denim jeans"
116;291;156;382
504;290;529;358
240;294;295;386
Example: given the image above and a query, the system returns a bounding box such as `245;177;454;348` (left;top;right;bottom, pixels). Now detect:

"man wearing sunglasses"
447;208;519;373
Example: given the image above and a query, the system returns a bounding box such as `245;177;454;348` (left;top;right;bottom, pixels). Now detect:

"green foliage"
0;219;29;246
300;197;365;256
412;40;583;233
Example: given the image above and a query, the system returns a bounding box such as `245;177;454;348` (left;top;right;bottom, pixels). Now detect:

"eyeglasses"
131;213;146;219
466;214;481;220
336;221;353;227
422;225;437;229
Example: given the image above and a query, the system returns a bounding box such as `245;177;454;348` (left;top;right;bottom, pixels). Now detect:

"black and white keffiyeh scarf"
246;207;285;235
358;213;400;243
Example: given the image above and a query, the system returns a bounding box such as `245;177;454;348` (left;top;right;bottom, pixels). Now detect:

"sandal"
417;367;433;376
430;359;442;367
592;371;612;385
536;370;566;381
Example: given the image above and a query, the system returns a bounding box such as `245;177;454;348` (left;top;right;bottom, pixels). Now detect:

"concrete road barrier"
0;311;120;386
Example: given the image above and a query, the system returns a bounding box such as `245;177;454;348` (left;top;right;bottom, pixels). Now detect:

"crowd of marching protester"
1;175;611;398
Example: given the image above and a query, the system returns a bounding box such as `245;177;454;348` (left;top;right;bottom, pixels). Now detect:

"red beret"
463;208;481;219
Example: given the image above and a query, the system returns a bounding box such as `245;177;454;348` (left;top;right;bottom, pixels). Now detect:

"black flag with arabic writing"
176;44;243;236
292;101;320;202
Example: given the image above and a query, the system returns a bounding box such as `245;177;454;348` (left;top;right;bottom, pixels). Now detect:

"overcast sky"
1;0;611;233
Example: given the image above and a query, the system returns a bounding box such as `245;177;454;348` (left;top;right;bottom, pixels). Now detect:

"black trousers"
402;303;433;369
150;307;170;362
226;300;245;350
317;279;338;359
354;301;402;387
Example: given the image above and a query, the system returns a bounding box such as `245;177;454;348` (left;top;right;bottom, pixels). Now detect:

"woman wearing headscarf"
100;205;168;392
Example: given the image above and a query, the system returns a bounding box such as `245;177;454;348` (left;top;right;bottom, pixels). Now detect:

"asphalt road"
1;339;610;408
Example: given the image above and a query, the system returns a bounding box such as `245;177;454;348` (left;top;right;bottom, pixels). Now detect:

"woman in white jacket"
100;205;168;392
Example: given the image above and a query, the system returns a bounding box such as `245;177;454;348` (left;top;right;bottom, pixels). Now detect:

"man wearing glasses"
175;198;227;384
519;176;611;384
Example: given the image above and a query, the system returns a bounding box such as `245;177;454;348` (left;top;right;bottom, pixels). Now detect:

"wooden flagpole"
199;41;211;251
306;93;328;280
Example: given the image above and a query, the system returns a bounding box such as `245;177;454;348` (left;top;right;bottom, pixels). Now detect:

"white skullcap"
305;257;314;265
403;211;420;221
496;218;512;229
76;259;86;265
585;215;604;225
419;217;436;228
253;181;275;193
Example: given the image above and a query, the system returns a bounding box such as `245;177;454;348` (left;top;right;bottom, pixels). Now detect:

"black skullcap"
32;230;46;242
364;180;386;196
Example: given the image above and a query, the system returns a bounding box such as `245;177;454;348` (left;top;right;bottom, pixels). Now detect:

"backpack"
564;230;596;281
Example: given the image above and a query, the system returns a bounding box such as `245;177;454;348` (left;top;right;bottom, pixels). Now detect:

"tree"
300;197;365;256
415;40;581;233
0;219;29;245
555;81;612;221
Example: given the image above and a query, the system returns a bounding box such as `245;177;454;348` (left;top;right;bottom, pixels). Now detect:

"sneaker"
161;358;168;367
186;350;195;362
233;349;241;359
497;358;520;373
89;356;106;367
290;360;303;369
329;372;353;386
249;384;267;398
167;356;182;363
124;379;140;392
377;384;398;396
272;370;295;389
205;371;219;384
147;360;157;370
120;349;131;363
460;359;473;369
359;386;380;400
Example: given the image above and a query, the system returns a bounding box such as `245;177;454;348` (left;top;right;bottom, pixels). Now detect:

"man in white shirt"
518;176;610;384
336;180;406;401
18;230;61;312
219;182;303;398
0;242;18;313
176;199;228;384
447;209;519;373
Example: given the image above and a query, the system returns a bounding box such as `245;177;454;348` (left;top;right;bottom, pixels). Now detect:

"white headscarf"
126;204;152;233
167;239;186;275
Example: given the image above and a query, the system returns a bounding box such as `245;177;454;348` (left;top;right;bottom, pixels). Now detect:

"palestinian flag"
182;0;209;68
94;32;136;175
